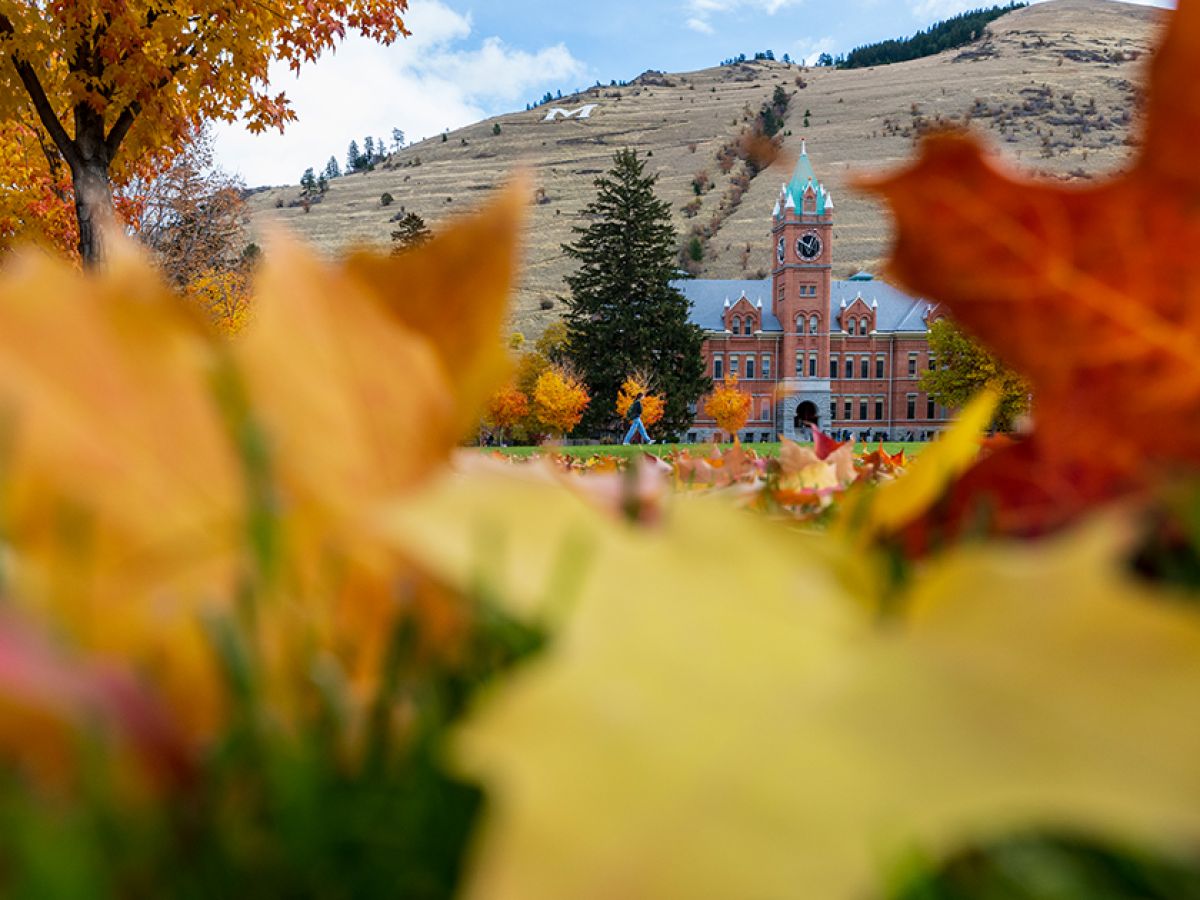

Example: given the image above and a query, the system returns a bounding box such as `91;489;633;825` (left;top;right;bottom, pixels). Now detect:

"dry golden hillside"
247;0;1161;335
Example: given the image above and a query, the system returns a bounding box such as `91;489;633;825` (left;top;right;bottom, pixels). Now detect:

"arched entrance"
794;401;818;436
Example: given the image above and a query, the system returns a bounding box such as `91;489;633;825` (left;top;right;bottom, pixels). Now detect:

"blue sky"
213;0;1171;187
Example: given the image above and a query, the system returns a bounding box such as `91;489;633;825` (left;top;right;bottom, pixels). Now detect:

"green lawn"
485;442;925;460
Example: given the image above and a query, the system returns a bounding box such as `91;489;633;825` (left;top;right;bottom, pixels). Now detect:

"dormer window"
847;319;857;336
860;317;869;334
731;316;741;335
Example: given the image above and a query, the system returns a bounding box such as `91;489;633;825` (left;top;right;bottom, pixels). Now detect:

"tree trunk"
71;105;115;269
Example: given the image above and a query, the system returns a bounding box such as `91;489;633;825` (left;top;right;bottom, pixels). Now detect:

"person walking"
623;392;654;445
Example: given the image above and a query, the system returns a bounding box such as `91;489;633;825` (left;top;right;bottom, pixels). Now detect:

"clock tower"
771;140;834;438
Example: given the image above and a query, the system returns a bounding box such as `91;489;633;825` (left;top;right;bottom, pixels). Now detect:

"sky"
213;0;1173;188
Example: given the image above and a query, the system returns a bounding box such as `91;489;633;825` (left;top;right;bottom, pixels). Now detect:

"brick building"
674;143;949;443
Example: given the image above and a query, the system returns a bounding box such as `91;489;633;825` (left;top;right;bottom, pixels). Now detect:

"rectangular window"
844;399;853;420
778;284;785;301
745;357;756;380
795;351;803;377
874;398;884;421
859;398;868;421
907;394;917;420
875;355;885;379
830;355;839;379
927;396;936;420
761;354;772;380
908;352;918;378
761;399;770;420
809;285;817;296
928;353;937;372
729;354;740;377
713;355;723;380
830;399;838;421
808;353;817;378
859;356;869;379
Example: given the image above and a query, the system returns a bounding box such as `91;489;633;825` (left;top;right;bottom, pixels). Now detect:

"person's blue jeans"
623;417;650;444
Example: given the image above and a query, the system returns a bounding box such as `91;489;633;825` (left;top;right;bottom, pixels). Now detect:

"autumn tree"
705;375;751;441
533;366;590;438
616;375;665;427
0;1;409;266
0;119;77;258
391;213;433;254
921;319;1029;431
485;386;530;446
563;149;707;438
132;126;255;333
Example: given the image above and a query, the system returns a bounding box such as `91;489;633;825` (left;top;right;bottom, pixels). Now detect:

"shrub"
380;192;394;207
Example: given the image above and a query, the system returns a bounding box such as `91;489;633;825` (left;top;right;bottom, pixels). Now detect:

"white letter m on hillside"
542;104;598;122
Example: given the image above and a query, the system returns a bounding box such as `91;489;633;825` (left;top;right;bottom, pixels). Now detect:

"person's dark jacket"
628;398;643;420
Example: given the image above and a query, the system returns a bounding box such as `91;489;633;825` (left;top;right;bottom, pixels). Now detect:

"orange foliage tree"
705;375;751;441
0;1;409;266
486;386;530;445
534;367;590;438
616;375;665;427
0;120;77;258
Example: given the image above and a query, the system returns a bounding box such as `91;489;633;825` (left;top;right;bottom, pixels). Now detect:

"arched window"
808;315;818;335
860;317;869;334
847;319;856;336
746;316;756;334
731;316;741;335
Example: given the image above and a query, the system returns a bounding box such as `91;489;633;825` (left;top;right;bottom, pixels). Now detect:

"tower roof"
779;139;832;217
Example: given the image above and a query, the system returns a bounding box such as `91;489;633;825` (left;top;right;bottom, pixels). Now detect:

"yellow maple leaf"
450;508;1200;900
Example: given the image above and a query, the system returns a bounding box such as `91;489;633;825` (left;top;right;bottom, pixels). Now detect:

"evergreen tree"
390;212;433;254
346;140;362;173
324;156;341;179
363;136;375;163
299;167;317;196
562;149;707;438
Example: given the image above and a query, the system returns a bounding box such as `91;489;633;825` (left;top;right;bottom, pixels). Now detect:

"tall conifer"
563;149;707;438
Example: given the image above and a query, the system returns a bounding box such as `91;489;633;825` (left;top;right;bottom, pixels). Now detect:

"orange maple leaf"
859;5;1197;537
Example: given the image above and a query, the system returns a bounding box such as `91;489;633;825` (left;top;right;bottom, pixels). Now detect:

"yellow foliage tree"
705;374;751;441
616;375;665;427
533;366;590;437
185;268;252;336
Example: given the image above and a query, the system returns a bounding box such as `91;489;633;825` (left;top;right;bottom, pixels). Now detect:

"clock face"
776;237;785;264
797;232;822;260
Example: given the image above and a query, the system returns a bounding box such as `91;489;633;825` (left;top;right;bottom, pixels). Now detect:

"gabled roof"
672;279;780;332
677;277;931;334
829;281;932;332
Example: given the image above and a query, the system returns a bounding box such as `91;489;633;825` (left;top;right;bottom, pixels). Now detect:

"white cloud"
685;0;804;38
213;0;586;186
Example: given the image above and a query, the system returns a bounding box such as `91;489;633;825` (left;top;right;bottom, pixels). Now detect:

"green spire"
785;139;831;216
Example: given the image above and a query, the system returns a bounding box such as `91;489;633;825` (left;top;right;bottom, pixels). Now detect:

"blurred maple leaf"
0;184;523;743
860;4;1198;537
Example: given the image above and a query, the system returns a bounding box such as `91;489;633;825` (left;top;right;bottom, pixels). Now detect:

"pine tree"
300;167;317;196
562;148;707;438
324;156;341;179
363;136;375;163
390;212;433;254
346;140;361;173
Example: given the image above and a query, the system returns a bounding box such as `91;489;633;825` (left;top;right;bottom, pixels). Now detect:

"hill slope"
247;0;1161;335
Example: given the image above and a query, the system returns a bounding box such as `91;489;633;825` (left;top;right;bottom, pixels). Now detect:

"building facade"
675;143;949;443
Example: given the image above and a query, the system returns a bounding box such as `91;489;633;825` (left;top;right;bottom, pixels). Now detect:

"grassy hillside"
247;0;1160;336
